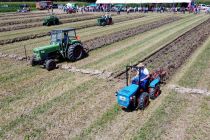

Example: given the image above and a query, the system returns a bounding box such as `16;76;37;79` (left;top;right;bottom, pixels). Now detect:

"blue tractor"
116;66;163;110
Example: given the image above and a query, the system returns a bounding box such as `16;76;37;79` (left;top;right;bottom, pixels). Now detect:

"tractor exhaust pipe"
24;46;27;61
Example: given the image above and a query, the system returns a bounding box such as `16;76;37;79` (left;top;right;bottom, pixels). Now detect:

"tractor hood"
32;44;59;61
33;44;59;52
117;84;139;108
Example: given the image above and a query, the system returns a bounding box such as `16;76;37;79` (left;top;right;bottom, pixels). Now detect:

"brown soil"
0;14;143;32
0;12;50;19
0;13;90;26
0;16;177;60
115;17;210;82
84;16;180;51
0;15;148;45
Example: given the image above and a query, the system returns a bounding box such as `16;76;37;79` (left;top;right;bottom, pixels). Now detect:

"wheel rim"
154;87;160;97
154;90;159;97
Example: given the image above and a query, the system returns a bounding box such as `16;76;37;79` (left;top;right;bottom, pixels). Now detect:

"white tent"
96;0;191;4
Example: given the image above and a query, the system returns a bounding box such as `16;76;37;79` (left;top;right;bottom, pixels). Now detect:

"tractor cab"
50;28;78;45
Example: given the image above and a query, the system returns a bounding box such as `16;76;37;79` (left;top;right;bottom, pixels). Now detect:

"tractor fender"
149;77;160;88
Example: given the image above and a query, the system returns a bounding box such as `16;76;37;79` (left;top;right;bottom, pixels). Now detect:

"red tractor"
66;7;76;14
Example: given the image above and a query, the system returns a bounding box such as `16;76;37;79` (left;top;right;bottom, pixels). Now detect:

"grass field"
134;35;210;140
0;10;210;139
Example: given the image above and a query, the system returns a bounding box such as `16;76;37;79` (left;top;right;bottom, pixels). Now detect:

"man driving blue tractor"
131;63;150;90
116;64;166;110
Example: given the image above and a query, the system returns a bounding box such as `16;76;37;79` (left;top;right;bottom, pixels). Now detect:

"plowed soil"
81;16;210;140
84;16;180;51
0;15;177;46
0;14;143;32
1;13;210;140
0;13;90;26
115;17;210;82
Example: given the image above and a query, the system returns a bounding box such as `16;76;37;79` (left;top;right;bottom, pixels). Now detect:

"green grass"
82;14;206;71
0;14;166;56
0;2;36;12
178;36;210;87
185;97;210;139
75;104;121;139
133;92;187;140
0;78;96;138
0;12;209;139
197;0;210;5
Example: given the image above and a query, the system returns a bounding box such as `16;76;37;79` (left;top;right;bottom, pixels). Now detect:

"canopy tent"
88;3;97;7
96;0;191;3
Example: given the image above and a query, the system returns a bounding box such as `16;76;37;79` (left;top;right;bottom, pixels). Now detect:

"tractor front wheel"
101;22;106;26
67;43;84;61
138;92;149;110
45;59;56;71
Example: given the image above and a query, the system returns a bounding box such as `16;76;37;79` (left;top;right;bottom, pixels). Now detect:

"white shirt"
141;68;149;76
135;67;149;77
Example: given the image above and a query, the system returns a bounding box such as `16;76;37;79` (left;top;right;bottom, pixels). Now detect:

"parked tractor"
97;15;113;26
43;15;59;26
31;28;85;71
116;66;164;110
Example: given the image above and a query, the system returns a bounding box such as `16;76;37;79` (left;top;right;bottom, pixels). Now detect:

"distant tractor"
31;28;85;71
17;4;30;12
43;15;59;26
116;66;164;110
66;7;76;14
36;1;52;10
97;15;113;26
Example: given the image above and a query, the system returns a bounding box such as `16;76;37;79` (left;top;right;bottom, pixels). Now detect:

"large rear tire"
138;92;149;110
45;59;56;71
67;43;84;61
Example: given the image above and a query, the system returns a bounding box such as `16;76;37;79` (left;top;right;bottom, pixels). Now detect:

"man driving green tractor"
97;12;113;26
31;28;85;71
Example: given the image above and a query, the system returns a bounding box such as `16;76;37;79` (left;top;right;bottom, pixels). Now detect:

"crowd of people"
58;3;210;15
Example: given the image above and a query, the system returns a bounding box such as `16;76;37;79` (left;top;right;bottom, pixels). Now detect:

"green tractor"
97;15;113;26
43;15;59;26
31;28;85;71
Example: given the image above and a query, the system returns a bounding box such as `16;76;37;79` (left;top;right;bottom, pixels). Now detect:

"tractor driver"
131;63;150;90
63;32;69;45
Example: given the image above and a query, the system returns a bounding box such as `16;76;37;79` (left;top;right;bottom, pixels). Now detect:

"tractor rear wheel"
149;85;160;100
67;43;84;61
45;59;56;71
55;19;59;25
138;92;149;110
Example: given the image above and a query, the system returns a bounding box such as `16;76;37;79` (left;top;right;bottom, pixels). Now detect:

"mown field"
0;10;210;140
